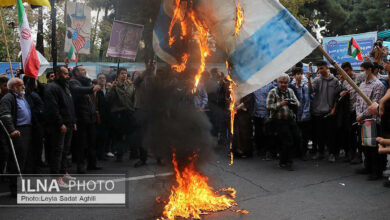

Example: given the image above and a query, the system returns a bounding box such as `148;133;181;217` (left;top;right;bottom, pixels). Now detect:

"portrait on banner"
106;21;144;60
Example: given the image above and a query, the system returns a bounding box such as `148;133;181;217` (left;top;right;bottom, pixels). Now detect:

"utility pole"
50;0;57;68
36;7;44;55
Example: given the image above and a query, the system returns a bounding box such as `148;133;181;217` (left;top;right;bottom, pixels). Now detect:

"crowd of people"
0;39;390;197
229;39;390;189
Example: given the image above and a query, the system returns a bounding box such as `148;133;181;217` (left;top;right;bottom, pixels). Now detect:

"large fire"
234;0;244;36
158;152;247;219
158;2;248;218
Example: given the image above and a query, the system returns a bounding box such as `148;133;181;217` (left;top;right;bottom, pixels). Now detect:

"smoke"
136;67;215;168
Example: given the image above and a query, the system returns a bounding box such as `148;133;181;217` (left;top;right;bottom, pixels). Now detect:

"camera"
285;99;297;108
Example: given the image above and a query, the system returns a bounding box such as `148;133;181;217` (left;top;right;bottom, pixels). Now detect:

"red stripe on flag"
24;43;40;79
73;34;86;52
352;38;361;50
357;53;364;61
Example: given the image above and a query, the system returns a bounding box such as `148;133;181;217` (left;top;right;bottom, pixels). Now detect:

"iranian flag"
67;44;78;62
17;0;40;78
348;38;364;61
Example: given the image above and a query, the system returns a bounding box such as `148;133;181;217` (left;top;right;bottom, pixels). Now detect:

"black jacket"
69;77;97;124
44;80;76;128
0;92;39;133
94;89;109;125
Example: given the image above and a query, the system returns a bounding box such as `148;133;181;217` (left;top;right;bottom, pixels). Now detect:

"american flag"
72;33;86;52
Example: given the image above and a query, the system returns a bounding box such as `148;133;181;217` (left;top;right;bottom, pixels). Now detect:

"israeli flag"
153;0;180;65
153;0;320;98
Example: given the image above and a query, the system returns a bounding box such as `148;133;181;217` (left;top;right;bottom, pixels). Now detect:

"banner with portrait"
106;20;144;60
64;2;92;55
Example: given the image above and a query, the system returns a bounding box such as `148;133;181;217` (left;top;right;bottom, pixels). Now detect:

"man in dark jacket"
44;66;77;185
23;76;45;173
0;76;9;175
311;61;341;162
0;77;33;196
107;67;136;162
94;73;110;160
70;65;101;173
0;76;9;100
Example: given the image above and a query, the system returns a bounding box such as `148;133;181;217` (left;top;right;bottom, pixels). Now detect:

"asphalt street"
0;148;390;220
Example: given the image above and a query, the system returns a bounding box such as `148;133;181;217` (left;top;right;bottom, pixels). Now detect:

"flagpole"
0;9;14;78
317;45;372;105
50;0;57;69
117;58;120;73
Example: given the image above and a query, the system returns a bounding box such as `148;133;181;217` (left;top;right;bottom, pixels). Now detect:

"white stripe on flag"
235;32;319;98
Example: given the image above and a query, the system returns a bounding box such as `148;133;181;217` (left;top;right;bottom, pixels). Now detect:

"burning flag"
158;151;247;219
154;0;319;98
153;0;211;92
198;0;319;98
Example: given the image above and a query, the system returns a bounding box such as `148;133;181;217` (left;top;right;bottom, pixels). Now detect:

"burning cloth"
153;0;319;99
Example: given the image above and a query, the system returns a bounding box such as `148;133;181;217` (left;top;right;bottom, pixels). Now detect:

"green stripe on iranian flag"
17;0;25;25
17;0;40;78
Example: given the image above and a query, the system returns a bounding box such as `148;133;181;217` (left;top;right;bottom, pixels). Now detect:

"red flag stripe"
351;38;361;50
73;34;86;52
24;43;40;79
357;52;363;61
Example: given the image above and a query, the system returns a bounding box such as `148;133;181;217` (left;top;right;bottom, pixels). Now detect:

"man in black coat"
70;66;101;173
0;76;9;176
0;77;33;196
44;66;77;183
94;73;110;160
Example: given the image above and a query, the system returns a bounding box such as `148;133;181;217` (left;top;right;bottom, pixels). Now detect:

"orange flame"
226;74;237;166
190;11;210;93
172;53;190;72
233;209;249;214
180;18;188;40
159;152;247;219
169;36;176;47
226;74;237;135
168;0;184;46
234;0;244;36
168;1;210;81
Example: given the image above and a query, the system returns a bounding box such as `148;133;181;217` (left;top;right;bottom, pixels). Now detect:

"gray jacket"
311;74;341;116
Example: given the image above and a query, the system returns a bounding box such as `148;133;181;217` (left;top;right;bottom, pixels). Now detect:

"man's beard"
58;77;69;86
16;89;25;96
